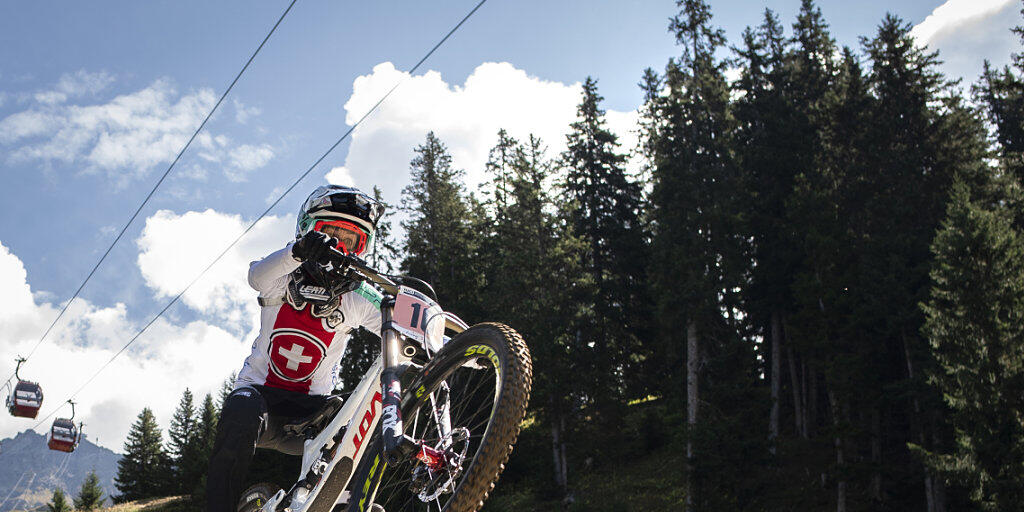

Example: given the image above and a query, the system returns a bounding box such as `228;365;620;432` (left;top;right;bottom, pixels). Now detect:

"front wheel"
346;323;532;512
237;482;281;512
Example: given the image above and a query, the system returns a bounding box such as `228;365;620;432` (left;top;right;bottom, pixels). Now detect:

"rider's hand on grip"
291;230;339;265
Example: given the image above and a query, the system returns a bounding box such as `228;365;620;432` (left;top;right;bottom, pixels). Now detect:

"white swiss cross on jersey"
234;244;382;395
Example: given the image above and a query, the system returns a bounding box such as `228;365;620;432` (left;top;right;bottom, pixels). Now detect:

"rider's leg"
206;386;268;512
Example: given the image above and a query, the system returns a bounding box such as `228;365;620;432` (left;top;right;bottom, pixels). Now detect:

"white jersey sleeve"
248;243;301;295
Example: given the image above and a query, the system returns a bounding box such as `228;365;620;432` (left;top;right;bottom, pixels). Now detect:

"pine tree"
196;393;218;458
335;328;379;391
73;471;105;511
167;388;198;494
114;408;172;501
561;77;649;406
643;1;765;509
855;15;988;511
217;374;236;412
367;186;399;273
400;132;483;319
189;393;219;502
977;3;1024;185
478;130;587;497
922;180;1024;511
732;8;795;453
483;129;520;222
47;488;72;512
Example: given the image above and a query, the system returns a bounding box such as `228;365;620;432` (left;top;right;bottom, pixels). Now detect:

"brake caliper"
414;444;449;471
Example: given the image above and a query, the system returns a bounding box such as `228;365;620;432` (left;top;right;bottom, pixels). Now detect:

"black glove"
292;231;339;265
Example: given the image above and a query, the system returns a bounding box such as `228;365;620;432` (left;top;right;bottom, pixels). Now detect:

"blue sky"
0;0;1018;450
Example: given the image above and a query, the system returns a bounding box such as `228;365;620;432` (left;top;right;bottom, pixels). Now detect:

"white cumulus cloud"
136;209;293;332
33;70;115;105
227;143;275;181
338;62;641;206
0;240;250;451
233;98;261;125
325;166;357;187
0;76;276;186
911;0;1020;83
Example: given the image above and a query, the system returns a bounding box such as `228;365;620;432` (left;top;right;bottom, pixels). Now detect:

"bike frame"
261;256;467;512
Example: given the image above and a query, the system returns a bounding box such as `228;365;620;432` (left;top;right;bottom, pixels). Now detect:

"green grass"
484;447;685;512
484;398;685;512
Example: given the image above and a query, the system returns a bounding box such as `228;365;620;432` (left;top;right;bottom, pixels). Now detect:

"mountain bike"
241;251;533;512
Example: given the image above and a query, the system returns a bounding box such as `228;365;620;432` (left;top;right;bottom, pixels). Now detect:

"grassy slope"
485;447;685;512
26;402;683;512
484;398;686;512
12;496;192;512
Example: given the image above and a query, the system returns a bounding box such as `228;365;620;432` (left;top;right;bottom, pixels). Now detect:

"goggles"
314;219;369;255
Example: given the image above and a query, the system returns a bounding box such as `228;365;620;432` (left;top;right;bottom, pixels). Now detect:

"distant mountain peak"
0;429;120;512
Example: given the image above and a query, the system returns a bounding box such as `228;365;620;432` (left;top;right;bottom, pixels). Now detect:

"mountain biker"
207;185;386;512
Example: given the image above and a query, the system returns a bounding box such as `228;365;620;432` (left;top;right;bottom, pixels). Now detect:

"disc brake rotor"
409;427;472;502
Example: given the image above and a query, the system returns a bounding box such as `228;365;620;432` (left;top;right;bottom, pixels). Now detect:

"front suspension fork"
380;298;418;463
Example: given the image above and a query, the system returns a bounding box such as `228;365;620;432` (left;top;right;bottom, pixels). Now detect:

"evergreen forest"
115;1;1024;510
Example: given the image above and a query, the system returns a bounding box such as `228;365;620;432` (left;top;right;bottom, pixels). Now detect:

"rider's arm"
361;304;383;337
348;284;383;337
247;243;301;292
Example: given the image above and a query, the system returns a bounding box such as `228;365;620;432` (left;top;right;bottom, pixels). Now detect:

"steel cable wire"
2;0;298;388
30;0;488;429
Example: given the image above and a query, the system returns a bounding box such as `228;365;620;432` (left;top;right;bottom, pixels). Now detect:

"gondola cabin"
48;419;80;453
7;380;43;418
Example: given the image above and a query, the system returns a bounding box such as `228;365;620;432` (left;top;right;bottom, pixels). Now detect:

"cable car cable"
29;0;489;430
1;0;298;387
0;473;26;510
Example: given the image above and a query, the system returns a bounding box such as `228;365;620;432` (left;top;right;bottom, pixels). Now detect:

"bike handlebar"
324;248;467;335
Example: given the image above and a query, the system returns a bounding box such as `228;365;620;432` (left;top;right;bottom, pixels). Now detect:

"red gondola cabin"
7;380;43;418
48;419;80;453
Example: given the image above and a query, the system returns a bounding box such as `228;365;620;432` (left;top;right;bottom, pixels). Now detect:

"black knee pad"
218;386;269;447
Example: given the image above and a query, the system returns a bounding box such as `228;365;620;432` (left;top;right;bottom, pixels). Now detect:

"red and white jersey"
235;244;382;395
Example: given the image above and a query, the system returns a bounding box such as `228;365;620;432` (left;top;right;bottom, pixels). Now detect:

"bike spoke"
372;353;502;512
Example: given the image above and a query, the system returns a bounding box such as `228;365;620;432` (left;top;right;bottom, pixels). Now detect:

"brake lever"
324;248;399;292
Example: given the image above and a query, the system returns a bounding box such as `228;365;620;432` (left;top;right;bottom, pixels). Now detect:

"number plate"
393;286;446;353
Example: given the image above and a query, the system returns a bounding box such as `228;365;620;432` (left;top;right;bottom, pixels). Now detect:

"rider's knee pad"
218;386;268;446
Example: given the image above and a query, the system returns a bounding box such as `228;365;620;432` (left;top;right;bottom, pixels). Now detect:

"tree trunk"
903;334;943;512
828;390;847;512
931;420;947;512
770;311;782;451
686;320;699;512
788;345;805;438
871;408;883;504
550;402;568;497
559;414;568;492
808;363;818;438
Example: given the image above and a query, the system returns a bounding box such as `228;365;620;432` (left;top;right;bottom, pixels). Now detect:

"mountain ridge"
0;429;120;512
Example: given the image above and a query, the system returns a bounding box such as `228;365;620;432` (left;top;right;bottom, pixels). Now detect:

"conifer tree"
47;488;72;512
479;130;586;497
643;1;764;509
217;374;236;412
114;408;172;501
167;388;199;494
856;15;988;511
732;8;795;451
977;4;1024;185
73;471;105;511
197;393;218;457
368;186;399;273
193;393;218;496
400;132;483;319
562;77;649;404
922;181;1024;512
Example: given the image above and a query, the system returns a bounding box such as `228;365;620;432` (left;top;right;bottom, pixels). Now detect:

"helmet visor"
314;219;368;255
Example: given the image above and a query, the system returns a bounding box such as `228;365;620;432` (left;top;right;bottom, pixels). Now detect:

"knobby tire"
345;323;532;512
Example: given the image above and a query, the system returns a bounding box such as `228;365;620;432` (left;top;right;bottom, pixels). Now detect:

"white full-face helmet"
296;185;384;256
